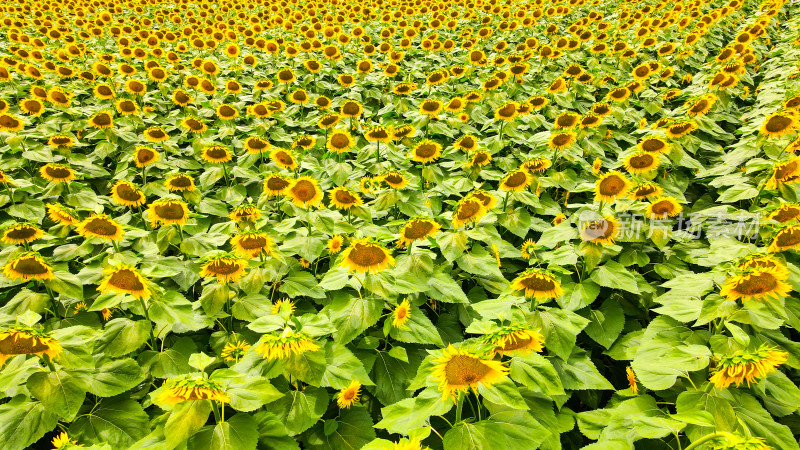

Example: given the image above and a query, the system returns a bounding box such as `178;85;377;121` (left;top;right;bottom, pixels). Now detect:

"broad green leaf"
0;396;59;450
27;370;87;421
273;386;329;436
188;413;258;450
70;398;150;448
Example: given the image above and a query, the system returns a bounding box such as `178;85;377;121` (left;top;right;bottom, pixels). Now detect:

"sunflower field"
3;0;800;448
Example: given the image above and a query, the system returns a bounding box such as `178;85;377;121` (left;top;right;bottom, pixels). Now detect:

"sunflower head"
231;232;274;259
201;145;232;164
340;238;395;274
482;324;545;356
431;345;509;401
646;197;683;218
580;214;620;245
2;252;54;282
98;264;151;300
329;186;363;210
46;203;77;226
40;163;75;183
254;329;320;361
156;377;230;406
336;380;362;409
511;268;563;299
410;140;442;164
594;171;631;202
760;111;798;138
392;299;412;328
499;169;533;192
1;223;44;245
111;180;146;207
270;148;298;170
263;174;291;197
77;214;124;241
327;129;355;153
710;344;788;389
452;197;487;229
287;176;324;208
148;198;190;228
398;217;441;248
0;326;62;366
720;268;792;302
200;253;247;283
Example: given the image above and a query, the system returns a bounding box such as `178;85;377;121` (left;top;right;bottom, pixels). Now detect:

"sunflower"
164;174;195;192
329;186;363;210
595;171;631;202
231;232;274;259
554;112;580;129
221;341;250;363
115;99;138;116
452;197;487;229
46;88;72;107
739;254;790;279
110;180;146;207
580;114;603;128
340;101;363;118
0;327;61;366
270;148;298;170
200;254;247;283
88;111;113;129
338;74;356;88
48;135;74;148
419;99;443;117
263;174;291;197
767;203;800;223
51;432;80;449
482;325;545;356
287;176;324;208
180;117;207;134
548;131;577;150
46;203;77;226
607;87;631;102
666;121;698;138
410;140;442;164
710;345;788;389
686;94;717;117
143;126;169;143
393;125;416;140
171;89;192;106
365;126;392;143
581;215;620;245
511;268;563;299
76;214;124;241
332;380;362;409
339;238;394;274
381;172;409;189
201;146;232;164
254;330;319;361
494;102;518;121
624;152;660;174
317;114;340;131
766;158;800;189
1;223;44;245
393;83;417;95
19;98;44;116
228;205;261;223
431;345;508;400
499;169;533;192
40;163;75;183
528;96;549;109
768;225;800;252
760;111;798;138
327;129;355;153
444;97;465;113
547;77;568;94
721;267;793;302
124;79;147;96
2;252;53;281
148;198;189;228
156;377;230;405
466;151;492;168
92;83;115;100
397;217;441;248
292;136;315;151
97;264;151;299
244;136;271;154
322;236;344;256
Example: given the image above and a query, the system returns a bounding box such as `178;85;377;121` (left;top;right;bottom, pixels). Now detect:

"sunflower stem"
683;432;737;450
138;297;158;350
455;392;465;424
222;162;230;187
502;192;510;212
3;183;14;206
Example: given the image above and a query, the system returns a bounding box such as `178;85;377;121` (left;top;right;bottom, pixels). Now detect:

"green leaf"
389;304;444;346
82;358;145;396
510;354;565;396
306;407;377;450
27;370;87;421
534;307;590;360
94;318;151;357
583;299;625;349
590;261;640;294
728;390;799;450
325;293;383;345
165;400;213;448
279;270;326;299
273;386;329;436
252;412;300;450
320;342;373;389
375;389;452;434
550;349;614;390
371;350;415;405
188;413;258;450
0;396;59;450
70;398;150;448
478;377;527;409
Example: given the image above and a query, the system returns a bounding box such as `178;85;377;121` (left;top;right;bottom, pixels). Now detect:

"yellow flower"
720;269;792;302
165;174;196;192
392;299;412;328
88;111;114;129
336;380;362;409
594;171;631;202
327;129;355;153
286;176;324;208
134;146;160;168
180;117;207;134
548;131;576;150
200;255;247;283
216;104;239;120
630;183;664;200
228;205;261;223
220;341;250;362
522;158;552;174
380;172;409;189
592;158;602;174
231;232;274;259
499;169;533;192
392;438;430;450
768;225;800;252
580;215;620;246
143;126;169;143
686;93;717;117
1;223;44;245
270;148;298;170
739;254;790;279
624;152;660;174
340;238;395;274
410;140;442;164
327;235;344;254
494;102;518;121
40;163;75;183
76;214;124;241
156;377;230;405
431;345;508;401
397;217;441;248
47;203;77;226
329;186;363;210
201;146;232;164
646;197;683;218
710;345;788;389
244;137;271;154
452;196;487;229
520;239;537;259
47;135;74;148
0;327;61;366
51;431;81;449
254;329;320;361
148;199;190;228
263;174;291;197
271;298;295;316
482;324;545;356
97;264;151;300
636;136;670;154
765;158;800;190
511;268;563;299
626;366;639;395
0;113;19;132
110;180;146;207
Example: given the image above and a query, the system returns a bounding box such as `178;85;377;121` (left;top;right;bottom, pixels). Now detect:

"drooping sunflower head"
666;121;698;138
594;171;631;202
221;341;250;363
318;114;341;130
263;174;291;197
767;203;800;223
580;215;620;245
156;377;230;406
766;158;800;189
720;268;793;302
0;326;61;366
286;176;324;208
340;238;395;274
292;135;315;151
47;135;74;149
254;329;320;361
2;252;53;282
738;254;790;280
511;268;564;299
270;148;298;170
102;172;143;207
164;174;195;192
201;145;232;164
200;254;247;283
580;114;603;129
768;225;800;253
482;324;545;356
40;163;75;183
46;203;77;226
499;169;533;192
98;264;151;300
410;140;442;164
380;171;409;189
231;232;274;259
607;87;631;102
431;345;509;401
76;214;124;241
329;186;363;210
148;198;190;229
686;94;717;117
228;205;261;223
143;126;169;143
398;217;441;248
393;125;416;140
1;223;44;245
710;344;788;389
